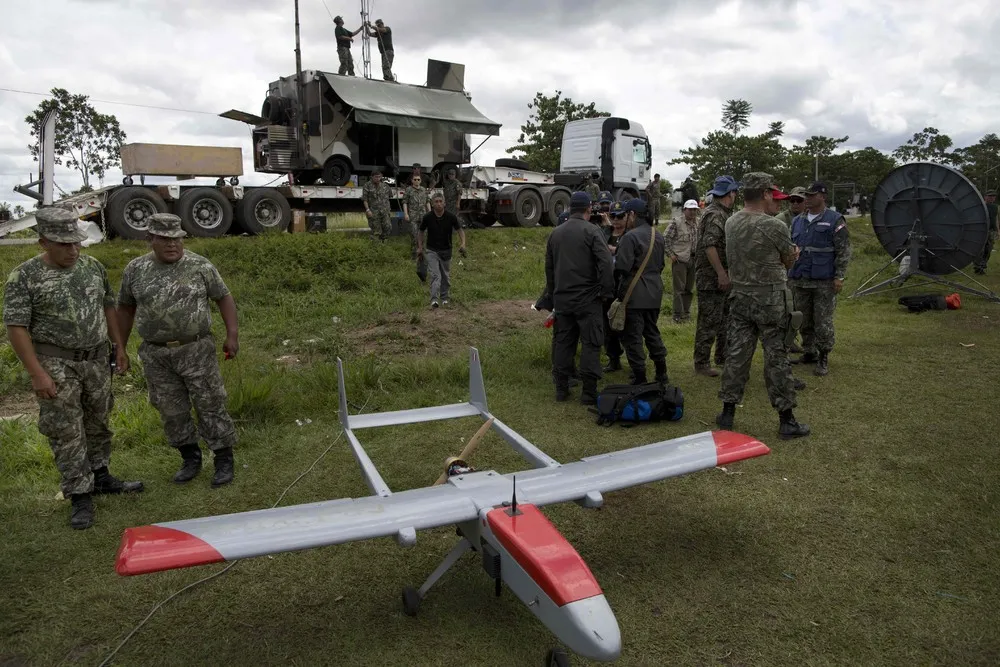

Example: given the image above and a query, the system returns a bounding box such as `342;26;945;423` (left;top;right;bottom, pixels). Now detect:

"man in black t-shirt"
334;16;363;76
417;193;466;308
974;189;998;274
366;19;395;81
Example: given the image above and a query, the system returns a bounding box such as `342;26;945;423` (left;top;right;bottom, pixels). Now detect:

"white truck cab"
558;118;652;199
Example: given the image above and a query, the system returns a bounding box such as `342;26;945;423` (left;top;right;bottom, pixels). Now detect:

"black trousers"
603;299;623;361
553;303;605;386
622;308;667;371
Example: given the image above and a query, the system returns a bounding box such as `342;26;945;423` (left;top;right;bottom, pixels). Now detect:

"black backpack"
594;382;684;427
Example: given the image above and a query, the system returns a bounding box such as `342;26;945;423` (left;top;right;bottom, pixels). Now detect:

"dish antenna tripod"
850;162;1000;304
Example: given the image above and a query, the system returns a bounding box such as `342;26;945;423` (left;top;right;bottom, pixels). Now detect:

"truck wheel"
235;189;292;235
614;188;637;203
495;158;530;171
106;187;167;240
322;157;352;186
294;170;322;186
176;188;233;237
544;190;570;227
514;190;543;227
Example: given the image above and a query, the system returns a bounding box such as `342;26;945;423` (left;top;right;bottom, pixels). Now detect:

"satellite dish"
852;162;1000;304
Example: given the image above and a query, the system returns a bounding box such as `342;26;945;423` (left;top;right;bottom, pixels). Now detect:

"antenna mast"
360;0;372;79
293;0;306;168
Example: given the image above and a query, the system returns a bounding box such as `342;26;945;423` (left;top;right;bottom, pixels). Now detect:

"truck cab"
557;118;652;200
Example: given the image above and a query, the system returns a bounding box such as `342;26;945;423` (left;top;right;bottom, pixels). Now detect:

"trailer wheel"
322;157;352;186
176;187;233;237
544;190;570;227
514;190;543;227
235;188;292;235
107;186;167;240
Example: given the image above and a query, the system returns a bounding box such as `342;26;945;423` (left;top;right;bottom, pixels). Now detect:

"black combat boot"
653;358;669;384
92;467;144;495
792;351;817;365
568;369;581;388
602;358;622;373
173;444;203;483
778;409;811;440
630;365;647;385
555;382;571;402
580;380;598;406
793;377;807;391
211;448;235;488
716;402;736;430
69;493;94;530
813;351;829;377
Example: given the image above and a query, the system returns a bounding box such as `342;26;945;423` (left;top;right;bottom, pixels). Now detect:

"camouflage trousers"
338;47;355;76
381;50;394;81
138;336;236;452
792;283;838;353
974;230;996;272
368;209;391;239
648;199;660;224
694;289;729;368
36;354;113;496
719;290;797;412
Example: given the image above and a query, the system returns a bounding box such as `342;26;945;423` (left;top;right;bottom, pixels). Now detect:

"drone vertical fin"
337;357;350;430
469;347;488;414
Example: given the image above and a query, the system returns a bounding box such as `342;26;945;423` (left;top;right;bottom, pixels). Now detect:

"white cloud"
1;0;997;206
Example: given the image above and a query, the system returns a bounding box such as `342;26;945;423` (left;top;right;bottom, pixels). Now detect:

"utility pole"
814;154;819;182
293;0;306;167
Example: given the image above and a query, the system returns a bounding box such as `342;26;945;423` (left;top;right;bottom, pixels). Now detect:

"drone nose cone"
561;595;622;661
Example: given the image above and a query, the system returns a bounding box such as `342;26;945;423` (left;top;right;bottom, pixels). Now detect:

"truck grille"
266;126;299;170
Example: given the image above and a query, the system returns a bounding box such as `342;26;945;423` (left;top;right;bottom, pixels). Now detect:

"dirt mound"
348;299;542;356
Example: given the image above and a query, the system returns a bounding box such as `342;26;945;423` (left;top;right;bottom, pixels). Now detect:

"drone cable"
96;391;375;667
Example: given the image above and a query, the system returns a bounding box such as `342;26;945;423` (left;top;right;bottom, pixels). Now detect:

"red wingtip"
116;525;225;576
713;431;771;466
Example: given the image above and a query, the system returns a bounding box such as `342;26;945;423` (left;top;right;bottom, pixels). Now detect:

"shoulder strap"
623;224;657;306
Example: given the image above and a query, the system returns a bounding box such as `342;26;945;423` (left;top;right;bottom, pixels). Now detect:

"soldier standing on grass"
117;214;239;488
614;198;669;384
788;181;852;377
601;201;628;373
583;174;601;202
443;168;462;220
693;175;740;377
545;192;614;404
334;16;363;76
974;189;997;274
774;186;807;228
402;174;430;258
665;199;701;323
363;169;393;241
417;193;466;308
3;208;142;530
716;173;810;440
645;174;662;225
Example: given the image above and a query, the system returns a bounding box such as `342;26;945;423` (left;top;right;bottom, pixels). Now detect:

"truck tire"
543;190;570;227
106;186;167;240
235;188;292;235
176;187;233;237
322;156;352;186
514;189;543;227
495;158;530;171
614;188;637;203
497;213;518;227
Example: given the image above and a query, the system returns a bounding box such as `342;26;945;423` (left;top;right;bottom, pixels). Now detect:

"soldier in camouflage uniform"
363;169;393;241
117;214;239;488
402;174;430;258
645;174;662;225
442;168;463;220
774;186;807;228
334;16;363;76
717;173;810;440
693;175;740;376
788;182;852;376
583;174;601;202
3;208;142;530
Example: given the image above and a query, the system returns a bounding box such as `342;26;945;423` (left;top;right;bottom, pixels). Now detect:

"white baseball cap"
683;199;700;209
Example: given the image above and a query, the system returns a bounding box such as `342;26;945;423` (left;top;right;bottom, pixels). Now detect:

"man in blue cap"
693;175;740;376
544;191;614;403
614;198;668;384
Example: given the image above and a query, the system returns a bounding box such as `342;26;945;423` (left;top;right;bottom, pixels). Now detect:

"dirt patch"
0;392;36;421
347;299;542;356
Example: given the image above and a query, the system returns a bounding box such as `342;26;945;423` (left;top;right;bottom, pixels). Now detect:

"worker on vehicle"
365;19;395;81
334;16;363;77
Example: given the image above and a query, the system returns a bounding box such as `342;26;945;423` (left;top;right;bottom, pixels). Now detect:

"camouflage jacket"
774;210;793;228
403;185;429;219
724;211;795;288
443;179;462;211
118;251;230;343
664;216;699;263
693;201;734;291
584;183;600;201
3;254;114;349
362;180;392;213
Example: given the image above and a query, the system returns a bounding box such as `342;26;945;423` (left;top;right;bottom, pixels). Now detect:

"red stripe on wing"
487;504;602;607
713;431;771;466
116;526;225;576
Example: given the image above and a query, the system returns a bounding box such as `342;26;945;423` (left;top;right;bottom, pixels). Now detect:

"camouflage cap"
742;172;778;191
36;207;88;244
147;213;187;238
788;186;809;199
987;189;997;196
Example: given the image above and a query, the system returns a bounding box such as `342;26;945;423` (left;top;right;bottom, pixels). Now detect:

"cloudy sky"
1;0;997;207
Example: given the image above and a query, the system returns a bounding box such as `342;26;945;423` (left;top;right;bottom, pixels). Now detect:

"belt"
732;283;786;293
146;333;207;348
34;341;108;362
802;246;835;253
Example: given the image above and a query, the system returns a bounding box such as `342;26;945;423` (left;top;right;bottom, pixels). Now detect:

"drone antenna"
507;475;521;517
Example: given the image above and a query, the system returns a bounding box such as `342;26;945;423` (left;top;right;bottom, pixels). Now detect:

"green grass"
1;218;999;666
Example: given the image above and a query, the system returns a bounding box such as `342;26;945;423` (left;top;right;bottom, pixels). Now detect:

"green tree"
506;91;609;172
892;127;954;164
24;88;127;192
951;133;1000;193
775;135;850;187
721;99;752;134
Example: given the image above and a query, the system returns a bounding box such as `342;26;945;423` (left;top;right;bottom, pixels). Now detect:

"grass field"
1;216;999;666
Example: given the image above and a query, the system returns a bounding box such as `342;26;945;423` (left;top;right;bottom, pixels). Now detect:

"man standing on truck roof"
366;19;395;81
417;193;466;308
363;169;393;241
3;207;142;530
334;16;363;77
402;174;430;258
117;213;240;488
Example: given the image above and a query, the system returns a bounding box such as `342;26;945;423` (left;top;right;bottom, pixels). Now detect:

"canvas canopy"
322;73;501;136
